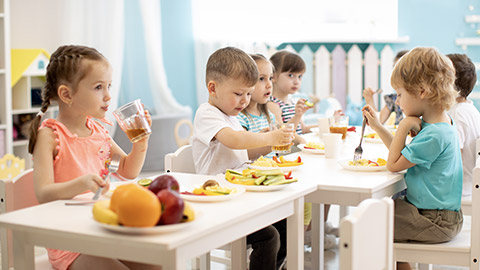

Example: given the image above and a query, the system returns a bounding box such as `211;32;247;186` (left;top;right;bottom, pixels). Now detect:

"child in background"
192;47;294;270
447;53;480;197
362;47;463;270
238;54;277;159
363;50;409;125
28;45;158;270
267;50;311;142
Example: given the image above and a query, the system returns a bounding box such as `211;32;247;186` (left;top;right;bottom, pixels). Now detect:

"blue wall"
138;0;480;112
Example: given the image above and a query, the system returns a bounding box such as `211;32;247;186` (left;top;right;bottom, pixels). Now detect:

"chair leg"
198;252;211;270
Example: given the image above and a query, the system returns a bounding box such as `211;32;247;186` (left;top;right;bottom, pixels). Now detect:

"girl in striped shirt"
238;54;277;159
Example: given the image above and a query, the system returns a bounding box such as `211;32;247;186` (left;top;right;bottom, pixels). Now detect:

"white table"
0;172;317;270
297;131;406;270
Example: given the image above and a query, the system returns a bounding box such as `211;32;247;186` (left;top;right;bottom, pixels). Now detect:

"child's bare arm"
112;109;152;179
33;128;106;203
362;105;394;147
247;146;273;160
386;117;420;172
216;126;293;149
267;102;283;124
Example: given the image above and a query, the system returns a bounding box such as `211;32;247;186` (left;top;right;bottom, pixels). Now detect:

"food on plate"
272;155;303;167
149;174;180;193
251;156;279;167
225;168;297;186
181;202;195;222
110;183;161;227
92;200;119;225
304;142;324;150
348;158;387;167
181;179;237;196
202;179;219;189
364;130;396;139
137;178;152;187
157;189;185;225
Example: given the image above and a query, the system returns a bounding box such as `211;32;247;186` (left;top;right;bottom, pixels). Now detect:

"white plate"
180;185;246;202
364;137;383;144
298;144;324;154
338;159;387;172
247;164;302;172
226;182;291;192
95;212;199;235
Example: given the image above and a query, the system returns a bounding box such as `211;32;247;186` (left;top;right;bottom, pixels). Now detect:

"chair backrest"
0;154;25;180
339;197;394;270
471;159;480;266
164;145;196;173
462;138;480;215
174;119;193;147
0;168;39;269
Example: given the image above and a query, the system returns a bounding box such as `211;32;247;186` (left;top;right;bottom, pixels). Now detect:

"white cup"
317;117;330;136
323;133;342;159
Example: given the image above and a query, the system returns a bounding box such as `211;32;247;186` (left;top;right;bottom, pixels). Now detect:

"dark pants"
247;224;281;270
272;219;287;269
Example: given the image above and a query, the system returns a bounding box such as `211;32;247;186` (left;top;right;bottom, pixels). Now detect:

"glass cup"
271;123;294;154
113;99;152;143
329;115;349;140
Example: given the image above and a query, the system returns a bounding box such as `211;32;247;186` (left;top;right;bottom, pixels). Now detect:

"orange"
109;183;161;227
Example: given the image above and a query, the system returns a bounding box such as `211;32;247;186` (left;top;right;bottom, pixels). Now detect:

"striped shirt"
270;96;302;134
237;111;276;133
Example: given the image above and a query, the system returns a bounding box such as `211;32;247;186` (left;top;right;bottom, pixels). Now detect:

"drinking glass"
329;115;349;140
271;123;294;154
113;99;152;143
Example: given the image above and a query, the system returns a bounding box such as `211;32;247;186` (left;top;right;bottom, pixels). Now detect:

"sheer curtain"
138;0;191;116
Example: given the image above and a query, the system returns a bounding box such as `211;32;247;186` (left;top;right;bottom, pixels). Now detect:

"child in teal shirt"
362;47;463;270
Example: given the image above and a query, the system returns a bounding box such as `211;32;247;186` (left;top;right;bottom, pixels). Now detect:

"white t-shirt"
192;103;249;175
449;100;480;196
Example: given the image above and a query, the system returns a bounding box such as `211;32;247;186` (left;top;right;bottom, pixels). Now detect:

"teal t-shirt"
401;119;463;211
237;111;276;158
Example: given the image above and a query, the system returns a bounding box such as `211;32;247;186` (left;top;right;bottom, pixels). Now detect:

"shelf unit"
10;49;53;169
0;0;11;159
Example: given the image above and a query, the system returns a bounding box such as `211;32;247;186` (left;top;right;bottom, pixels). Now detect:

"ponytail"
28;89;52;154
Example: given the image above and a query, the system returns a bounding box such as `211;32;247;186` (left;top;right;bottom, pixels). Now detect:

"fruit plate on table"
297;144;324;154
180;184;246;202
338;159;387;172
95;217;198;235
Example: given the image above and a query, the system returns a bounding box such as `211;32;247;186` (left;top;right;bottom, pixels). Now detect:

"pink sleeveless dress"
39;117;112;270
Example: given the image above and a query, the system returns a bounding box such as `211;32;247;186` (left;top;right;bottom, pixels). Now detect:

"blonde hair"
28;45;106;154
390;47;456;111
205;47;258;87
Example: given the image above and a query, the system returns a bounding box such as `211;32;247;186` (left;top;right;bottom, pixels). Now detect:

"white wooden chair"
393;160;480;269
339;197;394;270
460;137;480;216
164;146;247;270
174;119;193;148
0;168;52;269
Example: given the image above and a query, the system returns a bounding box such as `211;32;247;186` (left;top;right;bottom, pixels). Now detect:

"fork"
353;117;367;161
92;154;121;200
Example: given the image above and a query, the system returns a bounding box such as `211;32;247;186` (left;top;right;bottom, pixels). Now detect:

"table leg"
12;231;34;270
231;237;247;270
311;203;325;270
287;197;304;270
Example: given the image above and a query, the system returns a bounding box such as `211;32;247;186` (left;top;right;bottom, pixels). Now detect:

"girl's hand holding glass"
269;123;294;153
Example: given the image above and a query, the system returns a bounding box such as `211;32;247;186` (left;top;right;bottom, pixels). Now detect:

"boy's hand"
269;125;294;146
398;116;421;137
362;105;382;130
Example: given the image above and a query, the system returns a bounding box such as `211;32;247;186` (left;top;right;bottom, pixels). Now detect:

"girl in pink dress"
27;45;160;270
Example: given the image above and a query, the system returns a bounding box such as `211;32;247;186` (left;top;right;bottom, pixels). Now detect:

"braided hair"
28;45;106;154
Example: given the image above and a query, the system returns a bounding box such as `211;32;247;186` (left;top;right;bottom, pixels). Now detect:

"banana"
181;202;195;222
92;200;119;225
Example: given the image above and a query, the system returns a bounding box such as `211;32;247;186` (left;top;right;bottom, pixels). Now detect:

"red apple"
156;189;185;225
149;174;180;194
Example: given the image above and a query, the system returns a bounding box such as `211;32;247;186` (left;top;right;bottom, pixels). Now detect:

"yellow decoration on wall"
11;49;50;87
